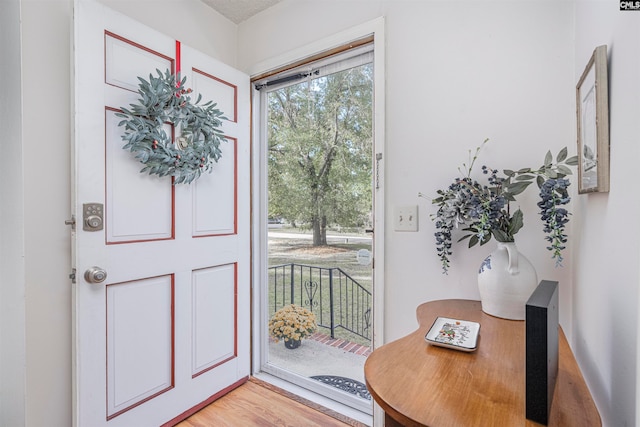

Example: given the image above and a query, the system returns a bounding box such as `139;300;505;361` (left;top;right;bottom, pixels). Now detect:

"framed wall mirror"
576;45;609;194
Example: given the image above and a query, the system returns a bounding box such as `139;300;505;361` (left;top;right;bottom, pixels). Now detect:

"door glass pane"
264;61;374;412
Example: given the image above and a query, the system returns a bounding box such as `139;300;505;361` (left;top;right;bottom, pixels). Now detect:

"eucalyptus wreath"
116;69;226;184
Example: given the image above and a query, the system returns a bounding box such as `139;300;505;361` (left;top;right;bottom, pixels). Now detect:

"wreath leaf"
118;69;227;184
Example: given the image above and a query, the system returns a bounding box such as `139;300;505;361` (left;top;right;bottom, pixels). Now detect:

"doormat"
310;375;371;400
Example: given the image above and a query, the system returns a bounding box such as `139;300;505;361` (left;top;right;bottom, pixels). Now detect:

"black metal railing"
268;263;371;344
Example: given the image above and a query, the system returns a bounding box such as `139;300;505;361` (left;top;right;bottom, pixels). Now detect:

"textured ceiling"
201;0;284;24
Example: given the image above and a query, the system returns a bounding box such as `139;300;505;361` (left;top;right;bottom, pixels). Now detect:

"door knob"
84;266;107;284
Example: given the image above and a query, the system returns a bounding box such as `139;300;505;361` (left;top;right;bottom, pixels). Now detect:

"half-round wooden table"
364;299;600;426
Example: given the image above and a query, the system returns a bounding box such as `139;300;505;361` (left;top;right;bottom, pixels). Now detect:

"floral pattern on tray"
425;317;480;352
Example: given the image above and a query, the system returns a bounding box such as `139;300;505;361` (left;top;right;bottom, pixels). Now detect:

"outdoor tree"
268;63;373;245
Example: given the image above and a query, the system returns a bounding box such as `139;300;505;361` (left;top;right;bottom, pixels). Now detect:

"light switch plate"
395;205;418;231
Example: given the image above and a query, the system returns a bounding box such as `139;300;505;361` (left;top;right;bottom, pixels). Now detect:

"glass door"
256;45;375;414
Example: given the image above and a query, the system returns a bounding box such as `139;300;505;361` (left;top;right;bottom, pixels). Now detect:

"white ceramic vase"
477;241;538;320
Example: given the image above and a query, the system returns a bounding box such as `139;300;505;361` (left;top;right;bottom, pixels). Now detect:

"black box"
525;280;559;425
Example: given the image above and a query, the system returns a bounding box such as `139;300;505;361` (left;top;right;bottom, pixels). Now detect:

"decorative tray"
424;317;480;352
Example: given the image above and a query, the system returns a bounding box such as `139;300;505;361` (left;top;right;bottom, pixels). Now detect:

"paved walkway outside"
268;333;371;384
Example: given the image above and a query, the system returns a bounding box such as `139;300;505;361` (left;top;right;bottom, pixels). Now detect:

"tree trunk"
320;215;327;244
310;182;327;246
312;217;327;246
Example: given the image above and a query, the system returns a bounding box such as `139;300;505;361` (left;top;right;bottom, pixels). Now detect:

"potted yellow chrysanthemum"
268;304;317;349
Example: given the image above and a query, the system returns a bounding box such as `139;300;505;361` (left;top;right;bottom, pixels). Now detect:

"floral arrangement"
425;139;578;274
268;304;317;343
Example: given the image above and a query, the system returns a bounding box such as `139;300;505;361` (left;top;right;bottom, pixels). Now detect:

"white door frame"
249;17;385;425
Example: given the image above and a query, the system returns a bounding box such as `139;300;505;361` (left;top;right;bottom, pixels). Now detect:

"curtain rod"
254;70;319;91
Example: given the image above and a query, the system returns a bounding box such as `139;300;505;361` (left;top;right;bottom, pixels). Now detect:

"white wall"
240;0;574;345
0;0;26;425
99;0;238;65
239;1;637;426
14;1;237;425
573;2;640;426
20;3;74;424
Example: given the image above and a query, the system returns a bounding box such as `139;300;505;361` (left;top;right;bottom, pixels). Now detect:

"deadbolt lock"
83;203;104;231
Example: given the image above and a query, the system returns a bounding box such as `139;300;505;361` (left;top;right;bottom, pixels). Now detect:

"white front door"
72;2;250;426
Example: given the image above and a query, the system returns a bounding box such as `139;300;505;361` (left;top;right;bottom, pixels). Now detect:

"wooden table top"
364;299;601;427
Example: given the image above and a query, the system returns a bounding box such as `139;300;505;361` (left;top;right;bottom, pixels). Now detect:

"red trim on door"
104;274;176;420
233;137;238;235
104;31;175;91
191;136;238;239
192;68;238;122
190;262;239;378
103;106;176;245
159;376;249;427
191;354;237;379
176;40;181;76
234;262;238;358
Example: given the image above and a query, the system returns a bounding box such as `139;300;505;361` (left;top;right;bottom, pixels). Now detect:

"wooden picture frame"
576;45;609;193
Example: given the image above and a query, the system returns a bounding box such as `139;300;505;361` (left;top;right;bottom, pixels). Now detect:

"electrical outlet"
395;205;418;231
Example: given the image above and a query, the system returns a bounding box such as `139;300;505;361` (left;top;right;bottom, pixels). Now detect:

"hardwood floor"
175;378;369;427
